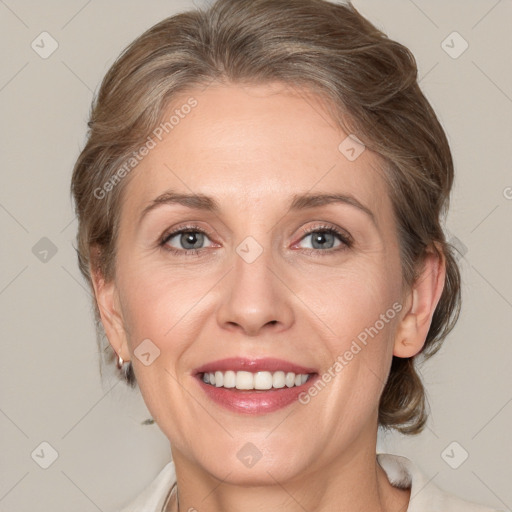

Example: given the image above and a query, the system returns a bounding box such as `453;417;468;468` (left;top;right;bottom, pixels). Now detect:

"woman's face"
105;82;407;483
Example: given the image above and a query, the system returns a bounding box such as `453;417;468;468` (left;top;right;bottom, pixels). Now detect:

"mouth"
193;357;319;414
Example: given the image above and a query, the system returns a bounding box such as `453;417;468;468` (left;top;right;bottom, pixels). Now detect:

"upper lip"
194;357;317;375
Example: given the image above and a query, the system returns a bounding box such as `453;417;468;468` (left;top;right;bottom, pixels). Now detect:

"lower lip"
195;374;319;414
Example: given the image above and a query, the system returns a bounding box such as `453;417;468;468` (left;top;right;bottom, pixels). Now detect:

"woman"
70;0;501;510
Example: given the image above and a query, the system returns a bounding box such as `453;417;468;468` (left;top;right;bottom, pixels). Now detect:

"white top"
119;453;501;512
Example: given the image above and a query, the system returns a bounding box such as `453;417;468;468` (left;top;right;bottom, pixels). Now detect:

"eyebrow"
139;190;376;225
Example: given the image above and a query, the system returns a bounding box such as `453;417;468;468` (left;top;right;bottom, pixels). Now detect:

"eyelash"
159;223;353;257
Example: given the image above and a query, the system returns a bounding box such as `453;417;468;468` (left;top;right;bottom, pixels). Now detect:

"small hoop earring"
116;351;124;370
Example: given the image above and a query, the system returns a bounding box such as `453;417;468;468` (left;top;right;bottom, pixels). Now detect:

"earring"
115;351;125;370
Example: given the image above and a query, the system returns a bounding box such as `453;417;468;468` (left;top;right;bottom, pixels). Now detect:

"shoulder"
119;460;176;512
377;452;502;512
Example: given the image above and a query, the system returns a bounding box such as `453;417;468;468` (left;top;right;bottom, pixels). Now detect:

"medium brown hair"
71;0;461;434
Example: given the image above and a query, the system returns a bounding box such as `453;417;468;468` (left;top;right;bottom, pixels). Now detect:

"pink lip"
195;375;319;414
193;357;317;375
193;358;319;415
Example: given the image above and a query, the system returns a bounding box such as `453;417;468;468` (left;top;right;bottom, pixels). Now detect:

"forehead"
120;82;389;222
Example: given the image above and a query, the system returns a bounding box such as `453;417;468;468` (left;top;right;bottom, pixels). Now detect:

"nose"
216;243;295;337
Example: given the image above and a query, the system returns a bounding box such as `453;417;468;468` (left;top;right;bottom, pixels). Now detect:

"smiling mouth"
199;370;316;391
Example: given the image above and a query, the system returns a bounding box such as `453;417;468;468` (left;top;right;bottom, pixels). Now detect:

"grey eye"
164;231;211;250
299;230;342;250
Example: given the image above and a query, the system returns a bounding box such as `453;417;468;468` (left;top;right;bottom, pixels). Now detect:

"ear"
89;247;131;363
393;246;446;358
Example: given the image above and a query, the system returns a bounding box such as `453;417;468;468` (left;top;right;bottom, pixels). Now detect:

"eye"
294;224;352;253
160;225;214;255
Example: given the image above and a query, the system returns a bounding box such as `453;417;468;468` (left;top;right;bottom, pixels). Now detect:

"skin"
92;82;446;512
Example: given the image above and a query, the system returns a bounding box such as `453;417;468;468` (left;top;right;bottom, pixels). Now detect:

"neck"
167;429;410;512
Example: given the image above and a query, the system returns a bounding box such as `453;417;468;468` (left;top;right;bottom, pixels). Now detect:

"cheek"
115;266;202;420
118;261;208;340
300;274;401;437
302;261;401;396
300;255;401;332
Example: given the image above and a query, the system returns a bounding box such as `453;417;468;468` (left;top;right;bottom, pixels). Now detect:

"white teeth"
223;370;236;388
236;371;254;390
201;370;312;390
272;371;285;388
285;372;295;388
254;371;273;390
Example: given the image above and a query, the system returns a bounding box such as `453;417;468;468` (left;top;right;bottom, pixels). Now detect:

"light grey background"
1;0;511;511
